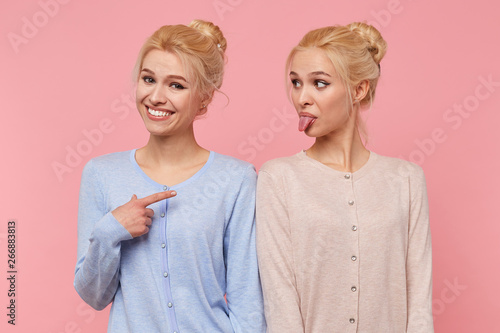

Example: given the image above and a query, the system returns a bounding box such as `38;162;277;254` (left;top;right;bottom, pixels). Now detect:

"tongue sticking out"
298;116;316;132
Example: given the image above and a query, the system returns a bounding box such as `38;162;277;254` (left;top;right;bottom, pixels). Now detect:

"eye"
315;80;330;88
142;76;155;84
170;82;185;90
291;79;301;88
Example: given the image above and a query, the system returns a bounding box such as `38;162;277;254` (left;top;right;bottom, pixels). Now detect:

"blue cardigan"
74;150;266;332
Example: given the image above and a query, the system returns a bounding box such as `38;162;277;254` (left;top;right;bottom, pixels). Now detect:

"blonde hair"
286;22;387;139
133;19;227;103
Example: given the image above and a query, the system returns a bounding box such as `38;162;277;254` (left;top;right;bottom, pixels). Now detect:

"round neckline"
129;149;215;190
296;149;377;180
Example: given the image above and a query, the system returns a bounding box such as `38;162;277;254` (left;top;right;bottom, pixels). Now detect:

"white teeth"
148;107;172;117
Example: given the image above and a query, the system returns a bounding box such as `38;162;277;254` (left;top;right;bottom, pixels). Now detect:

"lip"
299;112;317;118
145;105;175;121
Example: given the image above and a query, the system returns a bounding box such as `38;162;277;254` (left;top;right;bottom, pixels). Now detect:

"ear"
353;80;370;104
198;102;208;116
198;91;214;116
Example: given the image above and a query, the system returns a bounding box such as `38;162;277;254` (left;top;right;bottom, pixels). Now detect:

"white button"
348;200;354;205
167;302;173;308
351;256;357;261
351;286;357;292
163;186;168;191
345;174;351;179
352;225;357;231
350;318;355;323
161;243;166;248
163;272;168;277
160;213;165;218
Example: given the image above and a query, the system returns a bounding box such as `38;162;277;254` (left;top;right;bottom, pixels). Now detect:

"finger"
130;194;138;201
145;217;152;226
145;208;154;218
138;190;177;206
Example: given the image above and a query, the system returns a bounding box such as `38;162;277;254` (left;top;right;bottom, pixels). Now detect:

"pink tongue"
298;116;316;132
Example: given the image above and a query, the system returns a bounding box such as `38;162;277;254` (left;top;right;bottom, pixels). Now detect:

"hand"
112;191;177;237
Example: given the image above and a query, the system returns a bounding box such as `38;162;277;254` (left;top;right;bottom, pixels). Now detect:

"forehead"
290;48;336;76
142;49;185;77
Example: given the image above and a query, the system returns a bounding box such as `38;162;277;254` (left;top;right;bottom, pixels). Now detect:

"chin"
143;124;169;136
303;127;325;138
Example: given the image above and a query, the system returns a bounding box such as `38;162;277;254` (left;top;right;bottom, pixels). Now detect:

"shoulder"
86;150;132;168
210;152;256;182
258;153;302;176
373;153;425;179
81;150;133;179
372;153;427;196
212;152;254;170
256;154;304;192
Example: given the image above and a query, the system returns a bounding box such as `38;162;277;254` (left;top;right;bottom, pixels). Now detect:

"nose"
149;84;168;105
297;86;313;107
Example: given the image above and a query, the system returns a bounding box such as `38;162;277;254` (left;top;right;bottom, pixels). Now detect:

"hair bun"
189;19;227;52
347;22;387;64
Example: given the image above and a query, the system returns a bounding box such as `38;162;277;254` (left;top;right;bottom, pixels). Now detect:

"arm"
256;170;304;333
406;166;434;332
224;165;266;333
74;160;133;310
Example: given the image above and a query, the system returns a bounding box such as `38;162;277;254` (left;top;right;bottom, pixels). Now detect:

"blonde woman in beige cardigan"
256;23;433;333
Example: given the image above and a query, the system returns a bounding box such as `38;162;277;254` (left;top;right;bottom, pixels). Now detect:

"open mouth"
298;113;317;132
147;107;174;117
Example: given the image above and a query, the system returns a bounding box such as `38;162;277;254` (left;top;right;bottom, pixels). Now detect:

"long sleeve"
406;166;434;332
256;169;304;333
224;165;266;332
74;160;133;310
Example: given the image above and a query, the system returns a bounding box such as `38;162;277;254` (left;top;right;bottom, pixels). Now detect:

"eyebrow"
141;68;188;82
289;71;332;77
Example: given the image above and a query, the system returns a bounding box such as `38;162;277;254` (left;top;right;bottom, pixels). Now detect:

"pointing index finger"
138;190;177;206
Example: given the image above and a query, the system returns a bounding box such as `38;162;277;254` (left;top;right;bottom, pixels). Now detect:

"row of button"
162;185;179;333
346;174;357;326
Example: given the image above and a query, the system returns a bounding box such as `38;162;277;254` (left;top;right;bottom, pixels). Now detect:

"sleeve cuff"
92;212;133;245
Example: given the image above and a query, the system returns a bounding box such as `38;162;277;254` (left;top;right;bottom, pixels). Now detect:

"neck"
307;110;369;173
140;125;206;167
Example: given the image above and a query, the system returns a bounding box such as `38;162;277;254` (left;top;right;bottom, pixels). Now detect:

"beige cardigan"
256;151;433;333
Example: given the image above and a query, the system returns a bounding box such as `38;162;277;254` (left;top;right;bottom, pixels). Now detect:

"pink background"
1;0;499;332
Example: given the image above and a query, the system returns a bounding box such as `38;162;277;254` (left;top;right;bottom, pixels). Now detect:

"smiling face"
136;49;206;137
289;47;353;138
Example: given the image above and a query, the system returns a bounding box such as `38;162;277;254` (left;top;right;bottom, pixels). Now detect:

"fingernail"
171;191;177;195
